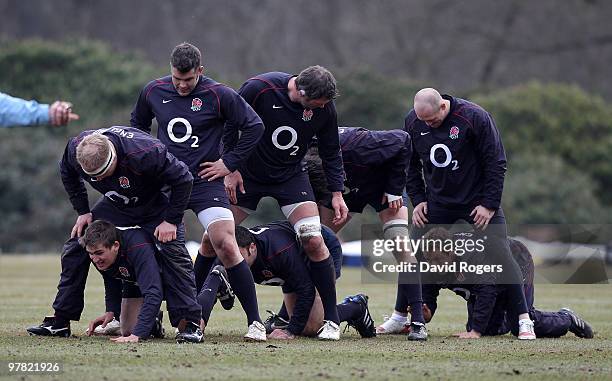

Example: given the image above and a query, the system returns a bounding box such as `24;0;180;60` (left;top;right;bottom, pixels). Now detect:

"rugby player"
130;43;266;341
419;228;594;339
82;221;165;342
389;88;536;339
197;222;375;339
219;66;348;340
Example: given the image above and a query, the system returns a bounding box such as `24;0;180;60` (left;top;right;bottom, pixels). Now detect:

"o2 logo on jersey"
118;176;130;189
302;109;313;122
271;126;299;156
430;143;459;171
191;98;203;112
449;126;460;139
167;118;199;148
105;191;139;205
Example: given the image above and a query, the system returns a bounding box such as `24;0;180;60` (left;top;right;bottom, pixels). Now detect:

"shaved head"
413;88;449;128
414;88;443;116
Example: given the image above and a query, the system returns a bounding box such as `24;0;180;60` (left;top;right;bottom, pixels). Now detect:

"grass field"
1;255;611;381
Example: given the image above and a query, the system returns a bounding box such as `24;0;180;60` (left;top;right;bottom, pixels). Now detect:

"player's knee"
383;219;410;240
295;216;322;240
383;219;412;262
294;217;327;260
200;233;215;257
212;235;238;257
301;234;324;252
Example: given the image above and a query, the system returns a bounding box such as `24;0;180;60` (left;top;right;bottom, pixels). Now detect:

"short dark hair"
170;42;202;73
295;65;338;100
79;220;120;249
305;145;331;202
235;226;255;248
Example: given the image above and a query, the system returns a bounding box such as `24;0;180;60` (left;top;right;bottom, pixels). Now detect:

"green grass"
1;255;611;381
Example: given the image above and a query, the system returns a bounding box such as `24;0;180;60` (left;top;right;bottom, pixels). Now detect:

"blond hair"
76;134;113;175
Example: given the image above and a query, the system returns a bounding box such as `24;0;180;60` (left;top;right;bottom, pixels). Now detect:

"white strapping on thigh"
281;201;317;219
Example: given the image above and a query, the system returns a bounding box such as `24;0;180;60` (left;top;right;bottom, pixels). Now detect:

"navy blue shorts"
188;178;230;214
323;189;409;213
237;171;315;211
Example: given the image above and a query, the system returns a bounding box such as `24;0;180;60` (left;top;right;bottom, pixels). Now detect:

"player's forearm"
470;289;497;333
60;150;91;214
221;121;264;172
385;162;409;197
286;287;316;335
318;134;344;192
477;116;506;209
482;169;506;210
128;113;152;133
61;175;90;215
164;179;193;225
406;178;427;207
133;295;162;338
131;254;164;338
323;166;344;192
103;276;122;317
129;89;153;133
406;155;427;206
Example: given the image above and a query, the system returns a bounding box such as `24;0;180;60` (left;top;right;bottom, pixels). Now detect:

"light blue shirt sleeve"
0;92;50;127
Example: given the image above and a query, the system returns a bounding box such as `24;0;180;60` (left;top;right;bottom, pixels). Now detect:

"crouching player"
197;222;376;340
419;228;594;339
306;127;427;340
82;220;170;342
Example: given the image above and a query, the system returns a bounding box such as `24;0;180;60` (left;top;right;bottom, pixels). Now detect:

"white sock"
391;312;408;323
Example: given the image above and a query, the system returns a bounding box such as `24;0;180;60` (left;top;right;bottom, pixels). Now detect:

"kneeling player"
197;222;376;340
419;228;594;339
81;220;193;343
